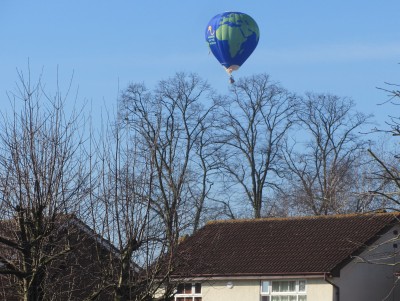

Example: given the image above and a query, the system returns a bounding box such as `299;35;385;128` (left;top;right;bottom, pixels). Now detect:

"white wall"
202;279;260;301
333;224;400;301
307;278;334;300
201;278;333;301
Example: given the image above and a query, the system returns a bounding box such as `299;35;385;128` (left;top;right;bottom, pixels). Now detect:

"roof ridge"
206;212;400;225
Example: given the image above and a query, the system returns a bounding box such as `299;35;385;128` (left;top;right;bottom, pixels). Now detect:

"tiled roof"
174;213;400;277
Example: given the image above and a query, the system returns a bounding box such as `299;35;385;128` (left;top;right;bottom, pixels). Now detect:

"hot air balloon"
205;12;260;83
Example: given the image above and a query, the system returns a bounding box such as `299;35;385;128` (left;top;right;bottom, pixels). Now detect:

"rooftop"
174;213;400;278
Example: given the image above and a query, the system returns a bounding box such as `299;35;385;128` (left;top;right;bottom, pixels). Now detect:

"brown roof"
0;215;123;300
174;213;400;278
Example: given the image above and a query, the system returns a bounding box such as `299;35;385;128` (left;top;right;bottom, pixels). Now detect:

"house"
0;215;127;300
171;213;400;301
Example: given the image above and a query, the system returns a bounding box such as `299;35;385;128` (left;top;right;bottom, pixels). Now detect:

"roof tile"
174;213;400;277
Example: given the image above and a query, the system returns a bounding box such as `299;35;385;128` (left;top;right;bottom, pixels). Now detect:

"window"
175;283;202;301
261;280;307;301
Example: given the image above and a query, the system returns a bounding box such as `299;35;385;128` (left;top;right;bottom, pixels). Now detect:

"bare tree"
347;80;400;301
0;70;89;300
376;82;400;136
82;115;167;301
119;72;220;242
119;73;221;299
217;74;297;218
283;93;373;215
367;82;400;209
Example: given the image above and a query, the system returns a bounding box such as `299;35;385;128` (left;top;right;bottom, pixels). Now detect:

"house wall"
333;224;400;301
201;278;333;301
202;279;259;301
306;278;335;300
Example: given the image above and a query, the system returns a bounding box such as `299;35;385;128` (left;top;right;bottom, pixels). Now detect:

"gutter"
171;272;326;280
324;273;340;301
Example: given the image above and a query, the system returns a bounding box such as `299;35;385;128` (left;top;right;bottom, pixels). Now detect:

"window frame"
261;280;307;301
175;283;202;301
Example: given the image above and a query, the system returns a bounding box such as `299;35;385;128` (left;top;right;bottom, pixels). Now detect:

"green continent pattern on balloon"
215;14;259;59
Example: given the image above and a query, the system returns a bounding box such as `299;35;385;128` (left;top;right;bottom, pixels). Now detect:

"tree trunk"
24;267;45;301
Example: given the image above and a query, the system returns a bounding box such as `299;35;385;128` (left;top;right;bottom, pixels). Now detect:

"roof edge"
171;272;328;280
330;215;400;276
206;212;400;226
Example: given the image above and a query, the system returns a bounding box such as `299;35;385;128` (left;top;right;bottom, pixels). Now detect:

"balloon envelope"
205;12;260;74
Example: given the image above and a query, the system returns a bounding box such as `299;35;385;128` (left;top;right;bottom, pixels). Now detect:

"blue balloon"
205;12;260;79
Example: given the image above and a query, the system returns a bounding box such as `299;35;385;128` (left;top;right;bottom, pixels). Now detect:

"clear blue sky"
1;1;400;126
